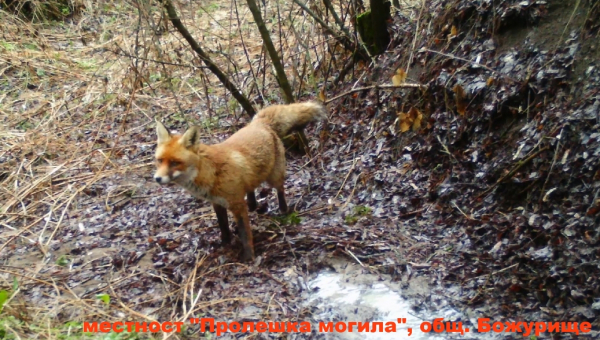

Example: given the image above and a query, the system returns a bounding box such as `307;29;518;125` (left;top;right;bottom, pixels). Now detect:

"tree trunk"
369;0;391;54
357;0;390;55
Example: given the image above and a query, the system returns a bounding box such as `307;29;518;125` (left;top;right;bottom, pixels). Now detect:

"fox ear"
156;120;171;144
179;126;200;148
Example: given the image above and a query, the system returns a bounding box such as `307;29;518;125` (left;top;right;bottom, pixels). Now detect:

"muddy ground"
1;0;599;339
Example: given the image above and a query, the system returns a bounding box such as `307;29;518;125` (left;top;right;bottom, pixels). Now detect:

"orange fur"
154;101;326;261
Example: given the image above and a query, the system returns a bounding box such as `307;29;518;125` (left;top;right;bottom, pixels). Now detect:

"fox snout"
154;175;169;184
154;170;171;184
154;169;183;184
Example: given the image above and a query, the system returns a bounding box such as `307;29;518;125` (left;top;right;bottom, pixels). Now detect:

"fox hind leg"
247;191;257;212
267;175;288;213
267;136;289;213
267;174;288;214
276;188;288;214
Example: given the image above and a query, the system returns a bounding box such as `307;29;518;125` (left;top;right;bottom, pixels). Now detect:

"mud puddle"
307;260;486;339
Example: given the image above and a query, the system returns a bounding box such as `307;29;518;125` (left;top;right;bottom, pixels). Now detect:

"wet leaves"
384;0;600;328
397;107;423;132
453;84;467;116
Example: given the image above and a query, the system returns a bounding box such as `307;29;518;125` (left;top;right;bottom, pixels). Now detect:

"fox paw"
256;203;269;214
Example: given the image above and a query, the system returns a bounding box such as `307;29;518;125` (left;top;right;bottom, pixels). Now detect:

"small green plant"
197;3;219;16
16;120;33;131
353;205;372;216
75;59;97;70
59;5;70;15
344;205;372;225
227;98;239;112
0;41;16;51
96;293;110;306
24;43;38;50
0;315;145;340
56;255;69;266
170;112;186;123
0;290;10;312
0;278;18;313
149;73;161;82
201;116;219;130
101;31;114;42
344;215;358;224
0;316;21;339
274;212;301;226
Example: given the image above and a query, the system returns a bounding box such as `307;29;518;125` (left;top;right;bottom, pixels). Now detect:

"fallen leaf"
453;84;467;116
450;25;458;37
392;69;407;86
397;107;423;133
410;107;423;131
587;206;600;216
400;113;411;132
318;88;326;102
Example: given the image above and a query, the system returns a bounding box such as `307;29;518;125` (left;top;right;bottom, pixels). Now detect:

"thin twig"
421;48;516;81
325;83;426;104
478;147;549;198
291;0;368;60
345;249;365;267
538;128;563;209
334;156;358;200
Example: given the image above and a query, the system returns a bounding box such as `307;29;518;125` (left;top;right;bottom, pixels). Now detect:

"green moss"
357;11;377;54
356;0;392;55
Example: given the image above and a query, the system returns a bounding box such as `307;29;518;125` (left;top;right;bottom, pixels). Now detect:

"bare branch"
246;0;295;103
322;0;347;34
292;0;369;60
324;83;426;104
161;0;257;117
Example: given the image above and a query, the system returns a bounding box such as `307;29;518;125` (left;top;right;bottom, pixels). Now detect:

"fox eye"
156;158;163;163
170;161;181;167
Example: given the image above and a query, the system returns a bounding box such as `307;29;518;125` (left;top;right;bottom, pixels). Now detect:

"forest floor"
0;0;599;339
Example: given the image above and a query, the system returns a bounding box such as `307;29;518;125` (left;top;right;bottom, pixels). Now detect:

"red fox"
154;102;326;261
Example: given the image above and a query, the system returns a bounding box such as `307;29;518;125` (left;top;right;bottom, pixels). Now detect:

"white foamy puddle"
309;272;464;339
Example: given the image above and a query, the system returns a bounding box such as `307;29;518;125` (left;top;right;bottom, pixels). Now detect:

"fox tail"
252;101;327;138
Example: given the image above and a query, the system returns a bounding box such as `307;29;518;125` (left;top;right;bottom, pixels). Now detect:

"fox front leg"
230;203;255;261
212;204;232;244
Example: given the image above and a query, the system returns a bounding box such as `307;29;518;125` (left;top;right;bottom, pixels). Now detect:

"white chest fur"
178;179;229;208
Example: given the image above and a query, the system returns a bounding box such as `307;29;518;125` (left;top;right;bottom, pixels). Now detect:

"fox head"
154;121;200;184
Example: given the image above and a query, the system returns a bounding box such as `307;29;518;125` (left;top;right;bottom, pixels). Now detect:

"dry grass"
0;0;358;337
